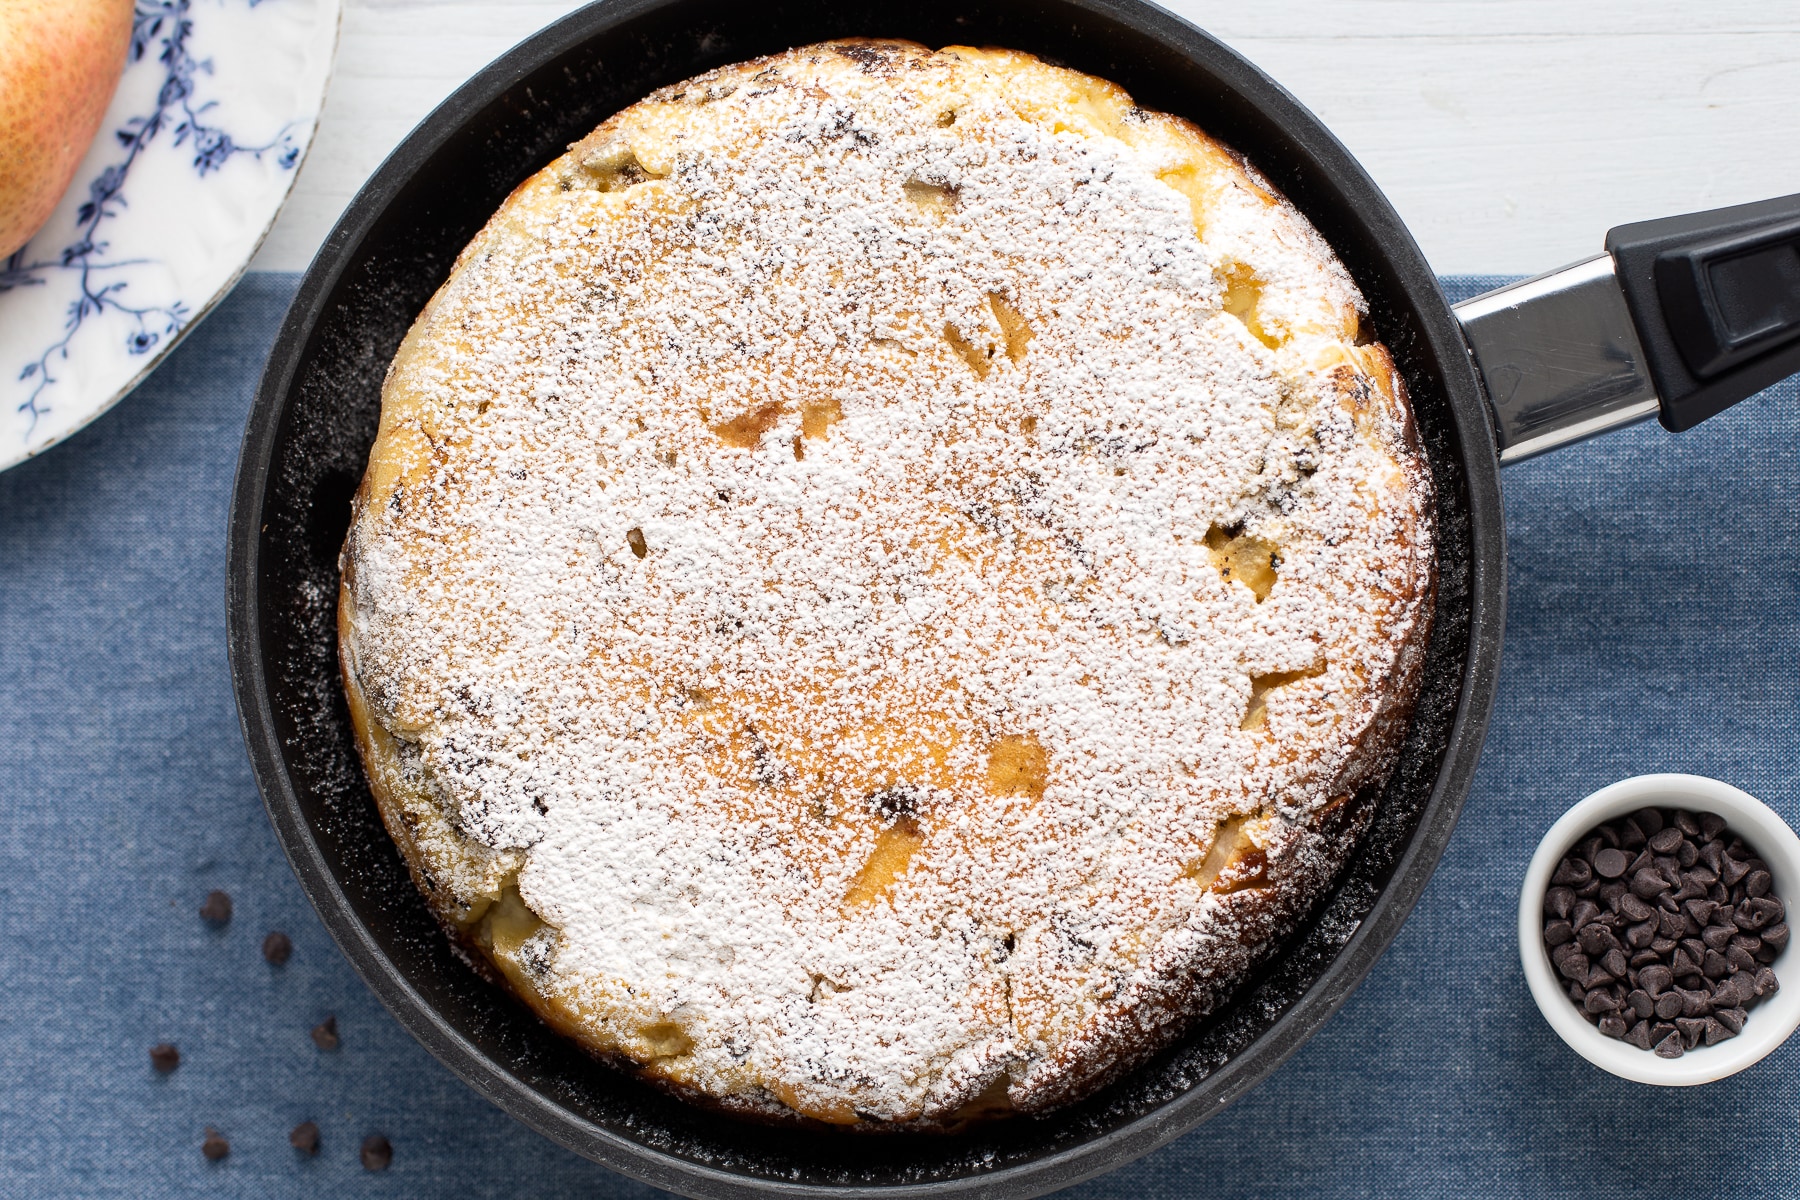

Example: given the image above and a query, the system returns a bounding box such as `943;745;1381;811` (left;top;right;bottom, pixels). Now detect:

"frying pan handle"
1607;193;1800;432
1453;192;1800;464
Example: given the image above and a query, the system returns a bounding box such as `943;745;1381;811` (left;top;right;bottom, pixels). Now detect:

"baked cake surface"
338;39;1436;1126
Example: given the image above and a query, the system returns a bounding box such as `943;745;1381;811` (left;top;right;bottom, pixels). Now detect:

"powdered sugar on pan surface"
339;41;1434;1124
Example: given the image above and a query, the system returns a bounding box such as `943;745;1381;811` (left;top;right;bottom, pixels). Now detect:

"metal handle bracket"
1453;256;1660;465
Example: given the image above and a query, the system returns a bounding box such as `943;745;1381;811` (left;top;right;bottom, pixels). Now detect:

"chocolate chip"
1577;835;1604;864
1652;936;1678;956
1625;1020;1654;1049
1639;964;1674;996
1675;812;1702;838
1757;942;1780;964
1700;840;1725;874
1584;988;1621;1014
149;1043;180;1073
1722;855;1752;886
1585;965;1618;991
202;1128;229;1161
1744;869;1772;900
1597;1014;1627;1038
1601;948;1629;979
1626;989;1655;1018
1716;973;1755;1007
1701;813;1728;840
1577;878;1603;899
1716;1006;1749;1034
1755;967;1780;997
1576;923;1611;953
1677;1017;1708;1048
1631;869;1666;900
1600;881;1629;910
1547;886;1576;920
290;1121;320;1155
310;1015;340;1051
1593;847;1631;879
262;931;293;965
1625;919;1657;949
1702;1017;1734;1045
1636;808;1666;836
1544;920;1575;948
1702;949;1732;979
1677;986;1713;1017
1655;1031;1685;1058
1710;881;1730;904
199;891;232;926
1572;899;1602;931
1762;922;1789;951
1655;992;1685;1020
1621;818;1647;850
1647;828;1682;855
1554;857;1594;888
1728;944;1759;974
1678;839;1700;868
1684;899;1717;927
1739;899;1778;931
361;1135;393;1172
1618;893;1654;923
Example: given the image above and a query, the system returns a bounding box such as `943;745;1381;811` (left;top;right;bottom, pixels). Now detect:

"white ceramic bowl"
1519;773;1800;1084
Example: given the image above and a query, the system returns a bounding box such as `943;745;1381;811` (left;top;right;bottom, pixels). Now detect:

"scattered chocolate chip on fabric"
290;1121;320;1156
361;1134;393;1172
149;1043;180;1073
310;1015;340;1051
199;890;233;926
262;931;293;965
202;1128;230;1161
1544;807;1782;1054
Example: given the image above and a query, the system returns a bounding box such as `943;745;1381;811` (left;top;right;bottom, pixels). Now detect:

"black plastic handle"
1607;193;1800;431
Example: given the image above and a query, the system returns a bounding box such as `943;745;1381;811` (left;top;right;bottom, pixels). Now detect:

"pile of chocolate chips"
1543;807;1785;1058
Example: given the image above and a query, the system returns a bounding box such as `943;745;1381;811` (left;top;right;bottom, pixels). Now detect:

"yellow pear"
0;0;136;259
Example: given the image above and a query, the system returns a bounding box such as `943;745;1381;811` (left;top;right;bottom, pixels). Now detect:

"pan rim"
226;0;1505;1194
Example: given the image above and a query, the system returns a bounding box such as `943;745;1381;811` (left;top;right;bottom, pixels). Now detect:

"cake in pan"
337;38;1436;1127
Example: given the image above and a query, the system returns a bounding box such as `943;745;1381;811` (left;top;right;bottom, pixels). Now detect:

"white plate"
0;0;340;472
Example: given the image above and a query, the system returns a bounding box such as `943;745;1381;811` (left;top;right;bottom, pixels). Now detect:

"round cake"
338;39;1436;1127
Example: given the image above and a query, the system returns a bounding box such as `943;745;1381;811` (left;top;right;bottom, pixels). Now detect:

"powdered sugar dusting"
339;42;1433;1124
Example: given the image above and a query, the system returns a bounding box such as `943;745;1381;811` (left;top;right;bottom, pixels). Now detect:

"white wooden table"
253;0;1800;277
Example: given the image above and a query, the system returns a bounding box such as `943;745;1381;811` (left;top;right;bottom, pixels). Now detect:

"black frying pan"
225;1;1800;1196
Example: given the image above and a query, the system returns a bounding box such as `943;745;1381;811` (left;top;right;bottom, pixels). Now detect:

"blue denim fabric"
2;274;1797;1198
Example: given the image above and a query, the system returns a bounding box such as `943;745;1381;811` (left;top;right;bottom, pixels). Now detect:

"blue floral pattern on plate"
0;0;339;472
